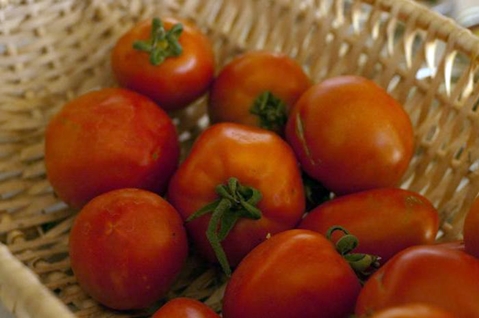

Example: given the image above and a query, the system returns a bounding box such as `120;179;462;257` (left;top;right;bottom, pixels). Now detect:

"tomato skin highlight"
298;188;439;263
69;188;188;310
222;229;362;318
152;298;220;318
44;87;180;209
363;303;456;318
208;50;311;133
111;17;215;111
167;123;305;268
355;244;479;318
464;196;479;258
285;75;414;195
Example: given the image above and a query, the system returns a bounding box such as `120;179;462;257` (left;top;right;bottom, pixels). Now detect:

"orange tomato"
464;196;479;258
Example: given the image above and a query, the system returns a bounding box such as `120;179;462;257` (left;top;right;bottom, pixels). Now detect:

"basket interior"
1;0;479;316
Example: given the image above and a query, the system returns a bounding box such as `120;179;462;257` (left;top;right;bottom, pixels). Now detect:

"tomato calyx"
326;226;380;283
187;177;263;276
250;91;288;132
133;17;183;66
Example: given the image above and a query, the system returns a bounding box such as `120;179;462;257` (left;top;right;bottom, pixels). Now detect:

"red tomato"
152;298;220;318
365;303;456;318
222;229;362;318
298;188;439;263
111;17;215;111
355;244;479;318
208;50;311;134
167;123;305;275
69;188;188;310
44;87;179;209
464;196;479;258
285;75;414;195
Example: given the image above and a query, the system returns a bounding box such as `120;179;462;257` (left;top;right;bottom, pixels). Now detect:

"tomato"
355;244;479;318
285;75;415;195
298;188;439;263
208;50;311;134
69;188;188;310
464;196;479;258
167;123;305;275
152;298;220;318
222;229;362;318
111;17;215;111
44;87;179;209
364;303;455;318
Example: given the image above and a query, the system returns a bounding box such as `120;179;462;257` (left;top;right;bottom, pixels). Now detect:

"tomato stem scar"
250;91;288;132
133;17;183;66
326;225;380;284
187;177;263;276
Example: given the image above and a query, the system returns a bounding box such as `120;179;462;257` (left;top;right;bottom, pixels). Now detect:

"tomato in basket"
285;75;415;195
355;244;479;318
362;303;456;318
44;87;180;209
208;50;311;134
222;229;362;318
69;188;188;310
298;188;439;263
111;17;215;111
152;297;220;318
464;196;479;258
166;122;305;276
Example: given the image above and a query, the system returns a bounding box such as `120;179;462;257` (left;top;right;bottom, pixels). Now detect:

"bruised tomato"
111;17;215;111
464;196;479;258
285;75;414;195
355;244;479;318
152;298;220;318
44;87;179;209
364;303;456;318
69;188;188;310
208;50;311;134
298;188;439;263
167;123;305;275
222;229;362;318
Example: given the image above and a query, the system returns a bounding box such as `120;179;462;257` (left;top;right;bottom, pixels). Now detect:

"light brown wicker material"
1;0;479;317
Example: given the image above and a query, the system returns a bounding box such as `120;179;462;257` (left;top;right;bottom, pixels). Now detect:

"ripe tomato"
222;229;362;318
298;188;439;263
167;123;305;275
111;17;215;111
69;188;188;310
152;298;220;318
208;50;311;134
44;87;179;209
355;244;479;318
363;303;456;318
285;75;415;195
464;196;479;258
44;87;179;208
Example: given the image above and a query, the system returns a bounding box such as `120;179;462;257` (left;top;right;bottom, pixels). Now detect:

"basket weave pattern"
1;0;479;317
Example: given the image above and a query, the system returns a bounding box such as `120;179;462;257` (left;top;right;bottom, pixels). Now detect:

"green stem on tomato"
132;17;183;66
326;225;380;284
250;91;288;132
187;177;263;276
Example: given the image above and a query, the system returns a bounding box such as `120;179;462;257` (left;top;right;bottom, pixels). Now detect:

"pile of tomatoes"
43;17;479;317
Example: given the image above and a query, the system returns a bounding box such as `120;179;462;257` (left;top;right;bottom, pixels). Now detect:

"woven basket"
2;0;479;317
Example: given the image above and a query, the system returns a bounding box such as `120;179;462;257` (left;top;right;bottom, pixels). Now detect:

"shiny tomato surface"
167;123;305;273
45;87;179;209
464;196;479;258
355;244;479;318
69;188;188;310
364;303;456;318
111;17;215;111
208;50;311;134
285;75;414;195
299;188;439;263
222;229;362;318
152;298;220;318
